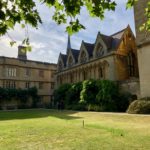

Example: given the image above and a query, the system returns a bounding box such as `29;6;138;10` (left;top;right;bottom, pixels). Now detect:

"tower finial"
67;34;71;54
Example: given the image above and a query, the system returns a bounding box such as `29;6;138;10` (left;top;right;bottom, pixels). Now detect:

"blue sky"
0;0;135;63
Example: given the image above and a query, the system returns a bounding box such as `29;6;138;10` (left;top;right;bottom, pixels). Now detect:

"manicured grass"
0;109;150;150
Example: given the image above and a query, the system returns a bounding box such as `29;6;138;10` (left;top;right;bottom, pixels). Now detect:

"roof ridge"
111;28;126;36
84;42;94;45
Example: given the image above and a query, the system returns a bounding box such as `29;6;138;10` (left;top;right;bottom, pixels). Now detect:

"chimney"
18;46;27;60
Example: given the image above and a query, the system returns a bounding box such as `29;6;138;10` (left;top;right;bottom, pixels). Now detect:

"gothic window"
83;70;87;80
58;61;63;71
98;66;104;79
70;73;73;83
127;52;135;77
96;43;104;57
80;51;87;63
68;56;73;67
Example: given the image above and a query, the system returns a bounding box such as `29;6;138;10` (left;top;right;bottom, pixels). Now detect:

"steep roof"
110;28;126;50
58;27;128;68
83;42;95;57
71;49;80;62
111;28;126;39
100;34;113;50
61;53;67;66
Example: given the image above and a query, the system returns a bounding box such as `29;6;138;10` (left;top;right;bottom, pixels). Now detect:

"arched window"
70;73;73;83
127;52;135;77
98;66;104;79
80;51;87;63
58;61;63;71
68;56;73;67
83;70;87;80
96;43;104;57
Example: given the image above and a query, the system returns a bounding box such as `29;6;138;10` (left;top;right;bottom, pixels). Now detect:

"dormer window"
96;43;104;57
80;51;87;63
68;56;74;67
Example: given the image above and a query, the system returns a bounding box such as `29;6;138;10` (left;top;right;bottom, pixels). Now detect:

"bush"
65;82;82;106
80;79;98;105
96;80;119;111
115;92;132;112
127;100;150;114
53;83;71;108
0;87;39;109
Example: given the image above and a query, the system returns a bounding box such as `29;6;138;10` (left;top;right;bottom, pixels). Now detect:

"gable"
93;33;108;57
66;50;75;67
78;42;90;63
116;26;137;55
57;53;65;71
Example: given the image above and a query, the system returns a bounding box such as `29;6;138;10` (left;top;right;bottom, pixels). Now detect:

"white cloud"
0;0;135;63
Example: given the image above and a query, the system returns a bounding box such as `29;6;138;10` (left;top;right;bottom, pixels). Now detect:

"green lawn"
0;109;150;150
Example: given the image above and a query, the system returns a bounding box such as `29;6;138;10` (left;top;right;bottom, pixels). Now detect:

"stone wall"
134;0;150;97
119;79;140;98
137;45;150;97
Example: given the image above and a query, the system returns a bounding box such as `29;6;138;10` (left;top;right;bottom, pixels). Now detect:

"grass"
0;109;150;150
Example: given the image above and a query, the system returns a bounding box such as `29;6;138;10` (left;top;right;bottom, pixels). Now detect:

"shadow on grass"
0;109;82;121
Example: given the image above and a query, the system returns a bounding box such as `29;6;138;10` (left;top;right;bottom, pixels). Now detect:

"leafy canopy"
0;0;149;46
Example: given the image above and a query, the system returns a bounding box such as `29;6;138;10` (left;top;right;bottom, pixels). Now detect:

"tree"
0;0;149;42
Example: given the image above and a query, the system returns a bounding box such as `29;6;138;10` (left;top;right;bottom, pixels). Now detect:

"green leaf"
10;41;16;47
21;24;25;28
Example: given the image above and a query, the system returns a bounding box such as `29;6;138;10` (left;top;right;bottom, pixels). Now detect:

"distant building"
0;46;57;106
56;26;140;97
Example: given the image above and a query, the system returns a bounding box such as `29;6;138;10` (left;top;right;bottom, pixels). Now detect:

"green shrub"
127;100;150;114
80;79;98;105
96;80;119;111
53;83;71;107
66;82;82;106
0;87;39;108
115;92;132;112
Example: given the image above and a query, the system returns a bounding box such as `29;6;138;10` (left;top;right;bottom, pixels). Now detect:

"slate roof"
110;28;126;50
101;34;113;50
71;49;80;62
58;27;127;68
111;28;125;39
83;42;95;57
61;53;67;66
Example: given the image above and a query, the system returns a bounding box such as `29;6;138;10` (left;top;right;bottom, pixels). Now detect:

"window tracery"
96;43;104;57
80;51;87;63
58;61;63;71
68;56;73;67
127;52;135;77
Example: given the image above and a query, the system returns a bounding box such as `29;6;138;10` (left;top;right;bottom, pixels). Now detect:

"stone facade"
134;0;150;97
56;26;140;97
0;46;57;107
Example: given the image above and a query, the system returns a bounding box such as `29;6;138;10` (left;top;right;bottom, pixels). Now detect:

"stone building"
56;26;140;97
134;0;150;97
0;46;57;106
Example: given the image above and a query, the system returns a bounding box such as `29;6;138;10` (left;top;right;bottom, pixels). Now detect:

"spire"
67;34;71;54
